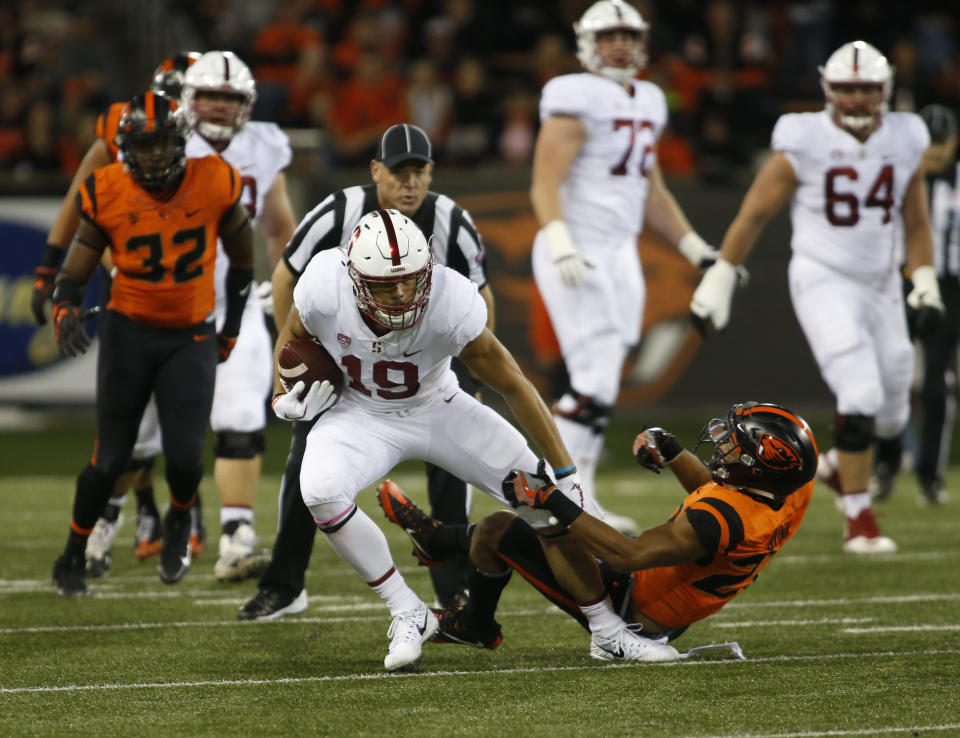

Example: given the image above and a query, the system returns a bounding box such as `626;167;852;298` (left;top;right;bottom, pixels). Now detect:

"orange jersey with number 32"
632;480;814;628
77;155;242;327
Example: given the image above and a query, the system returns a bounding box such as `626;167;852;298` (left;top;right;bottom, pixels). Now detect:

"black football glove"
633;427;683;473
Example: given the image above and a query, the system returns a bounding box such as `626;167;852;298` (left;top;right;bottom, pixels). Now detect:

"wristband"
545;492;583;528
554;464;576;476
659;436;684;464
39;243;66;270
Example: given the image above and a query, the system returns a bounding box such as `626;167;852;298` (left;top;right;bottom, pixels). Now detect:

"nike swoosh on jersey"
186;208;202;217
403;349;423;357
194;334;210;342
443;394;457;403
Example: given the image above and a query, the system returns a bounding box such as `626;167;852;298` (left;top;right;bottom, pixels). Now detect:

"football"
277;338;344;402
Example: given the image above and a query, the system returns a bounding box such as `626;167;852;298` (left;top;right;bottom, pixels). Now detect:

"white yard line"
0;648;957;694
700;725;960;738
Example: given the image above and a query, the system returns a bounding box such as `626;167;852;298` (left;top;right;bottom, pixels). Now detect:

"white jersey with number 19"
293;248;488;415
773;110;929;280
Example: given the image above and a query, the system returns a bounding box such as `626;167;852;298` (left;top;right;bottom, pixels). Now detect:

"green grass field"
1;417;959;737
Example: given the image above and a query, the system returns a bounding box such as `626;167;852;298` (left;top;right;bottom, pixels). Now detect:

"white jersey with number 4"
187;121;293;314
539;73;667;245
773;110;929;280
293;248;487;415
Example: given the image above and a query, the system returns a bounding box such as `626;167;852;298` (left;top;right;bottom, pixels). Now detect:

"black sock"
463;567;511;626
429;523;472;558
134;485;159;516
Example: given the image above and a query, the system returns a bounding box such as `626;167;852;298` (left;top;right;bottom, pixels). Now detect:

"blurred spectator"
444;57;497;165
497;87;536;166
324;50;407;166
13;99;61;176
249;0;326;124
406;58;452;151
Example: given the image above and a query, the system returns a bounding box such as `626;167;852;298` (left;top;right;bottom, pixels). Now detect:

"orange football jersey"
77;155;242;327
95;101;125;161
631;480;814;628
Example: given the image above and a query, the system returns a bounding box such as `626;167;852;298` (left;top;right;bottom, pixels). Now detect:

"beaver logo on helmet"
756;434;803;471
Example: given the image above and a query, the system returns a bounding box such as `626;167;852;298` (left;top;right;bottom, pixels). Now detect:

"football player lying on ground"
379;402;817;659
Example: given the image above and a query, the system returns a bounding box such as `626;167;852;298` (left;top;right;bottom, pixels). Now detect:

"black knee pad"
552;390;611;433
832;413;875;451
214;430;265;460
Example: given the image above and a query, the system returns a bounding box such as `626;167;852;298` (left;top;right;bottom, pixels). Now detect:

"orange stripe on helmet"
742;404;819;454
144;91;157;133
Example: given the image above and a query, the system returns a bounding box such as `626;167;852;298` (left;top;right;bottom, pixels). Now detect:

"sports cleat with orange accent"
134;506;163;561
430;607;503;649
842;507;897;554
376;479;441;566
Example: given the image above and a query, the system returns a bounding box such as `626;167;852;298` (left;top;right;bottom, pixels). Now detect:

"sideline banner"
0;198;101;405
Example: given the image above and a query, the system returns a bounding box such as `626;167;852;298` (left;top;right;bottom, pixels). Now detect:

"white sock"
322;506;421;616
106;494;126;510
579;595;622;639
220;506;253;527
842;492;872;518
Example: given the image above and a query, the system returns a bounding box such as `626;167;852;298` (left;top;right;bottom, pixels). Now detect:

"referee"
914;104;959;505
239;124;494;619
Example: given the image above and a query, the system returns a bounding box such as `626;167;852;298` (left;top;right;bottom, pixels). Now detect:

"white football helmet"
575;0;648;83
819;41;892;133
181;50;257;142
347;209;434;330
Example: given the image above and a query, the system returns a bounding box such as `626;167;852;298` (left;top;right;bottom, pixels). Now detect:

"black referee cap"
919;104;958;143
375;124;433;168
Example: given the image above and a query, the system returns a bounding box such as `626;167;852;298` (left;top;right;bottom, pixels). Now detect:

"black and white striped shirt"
928;162;960;280
283;184;487;287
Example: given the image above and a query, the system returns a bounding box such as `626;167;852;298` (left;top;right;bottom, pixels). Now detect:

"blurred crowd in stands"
1;0;958;184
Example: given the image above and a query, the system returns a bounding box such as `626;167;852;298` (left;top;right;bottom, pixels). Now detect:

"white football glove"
545;220;594;288
256;281;274;317
555;469;586;508
906;265;945;337
272;380;335;421
690;258;739;332
906;265;944;312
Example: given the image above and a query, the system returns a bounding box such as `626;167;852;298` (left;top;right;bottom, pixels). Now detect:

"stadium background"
2;0;959;466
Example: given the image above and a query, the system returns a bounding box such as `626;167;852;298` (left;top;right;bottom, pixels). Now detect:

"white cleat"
86;513;123;577
214;522;271;582
384;603;439;672
590;624;680;662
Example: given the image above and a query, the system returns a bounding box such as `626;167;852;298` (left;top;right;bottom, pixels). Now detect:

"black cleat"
377;479;441;566
237;588;308;620
53;553;88;597
430;607;503;649
158;507;192;584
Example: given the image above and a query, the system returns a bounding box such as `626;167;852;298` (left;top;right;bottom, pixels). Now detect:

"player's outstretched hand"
509;460;560;509
272;380;335;421
633;427;682;473
52;301;90;357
